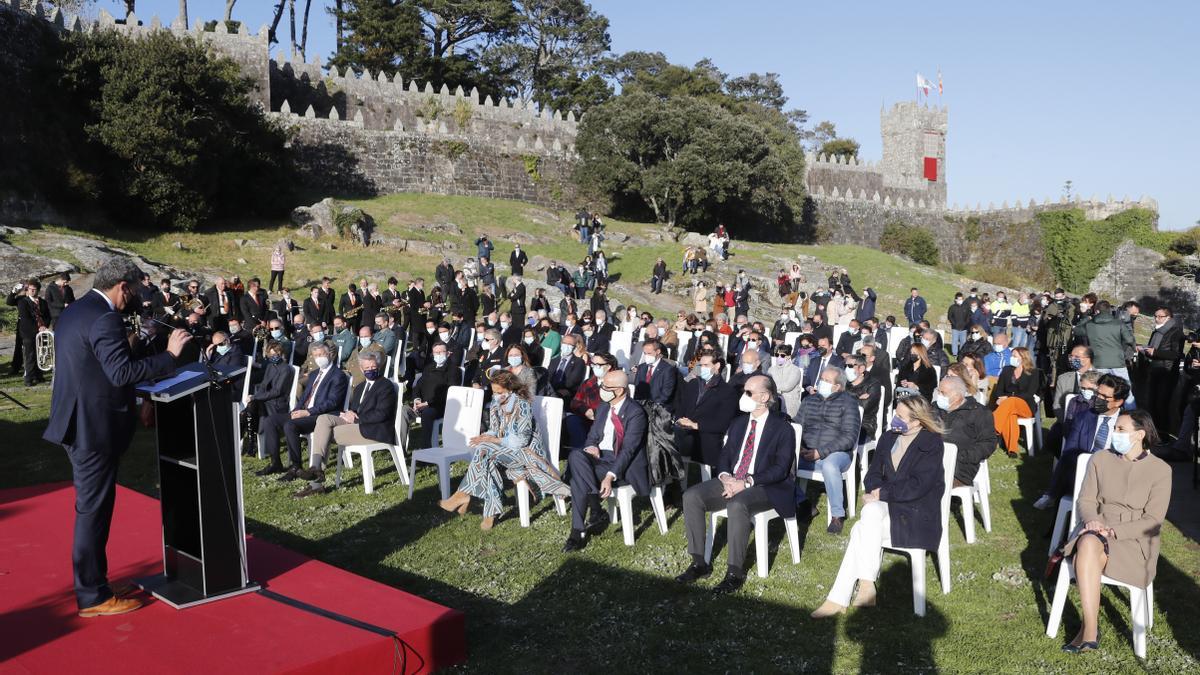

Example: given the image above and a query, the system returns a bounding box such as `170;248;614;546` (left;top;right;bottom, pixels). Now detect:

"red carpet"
0;483;465;674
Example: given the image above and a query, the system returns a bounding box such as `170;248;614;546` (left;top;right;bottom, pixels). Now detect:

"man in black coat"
339;284;363;332
651;258;668;294
411;342;457;448
7;279;51;385
936;375;996;487
295;351;398;496
361;282;383;330
44;272;76;326
1139;306;1185;433
563;370;649;552
509;244;528;276
507;276;527;329
43;258;189;616
676;375;797;593
674;353;740;467
633;339;677;411
203;277;238;332
239;277;269;329
548;334;587;400
150;278;179;322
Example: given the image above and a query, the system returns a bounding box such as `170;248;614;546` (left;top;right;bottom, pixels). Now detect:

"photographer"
1157;331;1200;461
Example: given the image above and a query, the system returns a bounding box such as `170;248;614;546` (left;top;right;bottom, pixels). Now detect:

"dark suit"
634;360;677;410
150;290;179;321
348;378;398;445
674;377;740;466
239;288;269;328
204;286;238;331
263;366;348;468
802;353;845;390
45;282;76;325
863;429;945;551
683;411;797;571
361;291;382;329
249;360;293;416
548;354;586;399
1045;409;1114;500
7;291;50;382
303;297;327;327
567;397;649;532
43;290;177;609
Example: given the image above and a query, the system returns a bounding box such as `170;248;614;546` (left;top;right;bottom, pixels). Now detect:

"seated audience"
633;339;677;410
241;341;291;452
935;375;997;487
548;333;587;401
258;344;348;477
566;352;617;449
411;342;457;448
1033;374;1128;509
989;347;1038;457
844;353;882;443
768;344;804;419
674;351;740;468
796;367;862;533
897;343;937;401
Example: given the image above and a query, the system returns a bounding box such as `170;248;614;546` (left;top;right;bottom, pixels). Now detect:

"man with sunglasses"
1034;374;1129;510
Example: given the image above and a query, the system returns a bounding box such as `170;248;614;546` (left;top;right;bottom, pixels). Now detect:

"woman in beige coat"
1061;409;1171;653
692;281;709;318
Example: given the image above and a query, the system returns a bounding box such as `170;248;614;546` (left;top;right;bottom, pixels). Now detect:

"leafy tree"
329;0;429;79
819;138;859;160
725;72;786;110
809;120;837;152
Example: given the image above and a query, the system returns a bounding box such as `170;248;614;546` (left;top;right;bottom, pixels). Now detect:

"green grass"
3;365;1199;672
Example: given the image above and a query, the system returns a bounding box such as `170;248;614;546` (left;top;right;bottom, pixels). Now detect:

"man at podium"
43;257;192;617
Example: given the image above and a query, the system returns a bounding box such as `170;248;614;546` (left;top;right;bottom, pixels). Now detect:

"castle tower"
880;101;948;206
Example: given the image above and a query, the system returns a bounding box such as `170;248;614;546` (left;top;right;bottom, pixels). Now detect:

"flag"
916;73;934;95
938;69;943;95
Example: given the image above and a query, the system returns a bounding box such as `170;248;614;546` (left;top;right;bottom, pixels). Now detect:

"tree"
299;0;313;60
268;0;286;44
725;72;786;110
819;138;859;160
810;120;837;152
329;0;428;79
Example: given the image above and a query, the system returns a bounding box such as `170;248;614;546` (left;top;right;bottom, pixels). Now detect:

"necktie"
610;408;625;454
305;369;325;409
645;365;653;383
1092;416;1110;453
734;419;758;479
557;358;568;377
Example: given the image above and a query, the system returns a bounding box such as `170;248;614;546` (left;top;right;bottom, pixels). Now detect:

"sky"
102;0;1199;229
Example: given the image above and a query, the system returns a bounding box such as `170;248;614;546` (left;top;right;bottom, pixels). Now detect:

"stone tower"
879;102;948;207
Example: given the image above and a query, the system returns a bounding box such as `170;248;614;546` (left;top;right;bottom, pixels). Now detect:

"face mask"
591;365;608;378
598;388;616;403
294;323;305;332
844;367;858;381
433;353;448;366
523;337;535;345
699;366;714;382
746;340;758;349
1155;319;1167;328
1110;432;1135;455
426;327;436;334
216;344;230;355
741;362;756;375
889;415;910;434
495;392;511;405
1069;357;1083;370
312;332;325;342
507;356;523;367
1079;304;1091;313
1009;355;1021;368
268;355;283;364
816;380;835;398
271;329;284;339
971;332;981;339
861;332;871;339
561;345;574;357
229;325;240;334
357;337;371;348
817;347;828;356
363;369;379;381
738;393;757;412
583;330;593;337
933;392;950;411
969;306;978;313
643;354;658;367
439;332;450;342
1080;388;1095;401
993;344;1005;353
501;322;511;331
774;356;788;367
780;315;788;321
921;339;933;349
315;356;330;370
955;299;962;305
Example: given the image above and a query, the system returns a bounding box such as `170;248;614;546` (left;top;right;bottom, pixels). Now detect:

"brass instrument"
251;323;270;354
35;328;54;371
343;303;363;320
180;293;204;313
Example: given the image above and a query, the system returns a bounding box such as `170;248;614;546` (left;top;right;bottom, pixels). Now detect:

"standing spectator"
651;258;667;294
904;287;927;326
1138;306;1184;433
593;250;609;284
7;280;50;386
1011;293;1032;347
588;229;605;256
572;261;591;300
776;269;791;298
693;281;709;320
947;292;972;357
44;272;75;327
507;276;527;329
269;244;286;292
435;257;456;298
1075;301;1135;385
510;244;529;276
855;287;877;324
478;256;497;296
577;208;590;243
789;264;804;293
475;235;494;260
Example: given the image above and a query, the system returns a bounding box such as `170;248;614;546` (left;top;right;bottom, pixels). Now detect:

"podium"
135;362;259;608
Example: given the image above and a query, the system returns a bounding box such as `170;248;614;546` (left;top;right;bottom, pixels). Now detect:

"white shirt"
600;397;626;481
305;365;333;409
359;379;373;405
91;288;116;311
720;407;769;484
1093;412;1118;451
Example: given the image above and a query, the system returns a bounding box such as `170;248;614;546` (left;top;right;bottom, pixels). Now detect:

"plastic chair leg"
649;486;668;534
361;454;376;494
1045;565;1072;638
911;552;927;617
753;514;770;578
334;450;346;488
516;480;531;528
618;489;635;546
784;518;800;563
407;456;419;499
704;513;720;563
961;493;976;544
553;495;567;516
1131;586;1148;659
937;543;951;594
1048;503;1071;555
388;448;411;486
436;459;452;501
978;486;992;533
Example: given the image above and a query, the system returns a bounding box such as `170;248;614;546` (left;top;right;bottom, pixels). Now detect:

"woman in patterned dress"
438;371;568;530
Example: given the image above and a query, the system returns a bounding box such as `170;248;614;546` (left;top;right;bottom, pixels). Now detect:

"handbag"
1045;546;1065;580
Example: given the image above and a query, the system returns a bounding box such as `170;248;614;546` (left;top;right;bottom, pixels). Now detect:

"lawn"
2;366;1198;673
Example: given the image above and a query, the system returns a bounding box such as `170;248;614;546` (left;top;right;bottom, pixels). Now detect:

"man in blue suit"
632;339;676;412
43;258;191;617
258;343;349;477
1033;374;1128;509
563;369;648;552
676;375;797;593
802;336;844;395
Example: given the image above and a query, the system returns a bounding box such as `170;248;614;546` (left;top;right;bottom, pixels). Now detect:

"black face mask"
1091;398;1110;414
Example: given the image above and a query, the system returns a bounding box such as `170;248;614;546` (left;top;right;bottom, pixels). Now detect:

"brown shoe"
110;582;140;599
480;516;495;531
79;595;144;618
438;491;471;515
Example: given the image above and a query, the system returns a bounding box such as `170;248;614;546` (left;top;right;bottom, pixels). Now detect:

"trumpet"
36;328;54;371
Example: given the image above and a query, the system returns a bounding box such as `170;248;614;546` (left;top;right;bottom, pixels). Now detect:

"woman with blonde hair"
812;394;946;617
989;346;1039;457
947;362;979;399
439;371;568;530
897;343;937;401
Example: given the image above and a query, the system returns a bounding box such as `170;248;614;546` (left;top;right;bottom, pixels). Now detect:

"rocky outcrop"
0;229;203;288
1089;240;1200;323
291;198;375;245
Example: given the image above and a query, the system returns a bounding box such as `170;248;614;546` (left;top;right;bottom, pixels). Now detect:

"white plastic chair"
611;330;634;369
831;324;847;351
797;410;861;524
606;483;669;546
407;386;485;500
784;330;802;349
1017;394;1043;456
717;333;730;355
704;444;801;578
540;349;553;369
304;377;353;468
335;381;410;494
857;396;887;493
949;458;992;543
880;441;956;616
1045;454;1154;658
515;396;568;526
888;326;909;360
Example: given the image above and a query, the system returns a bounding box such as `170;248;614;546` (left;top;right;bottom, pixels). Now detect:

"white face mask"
359;337;371;347
439;332;450;342
1110;431;1135;455
561;344;574;356
592;365;609;378
433;353;448;366
426;327;436;334
933;392;950;411
741;362;757;374
314;356;330;370
1009;355;1021;368
598;387;616;403
816;380;834;398
643;354;657;367
500;322;511;331
523;336;535;345
738;393;758;413
746;340;758;350
1080;388;1095;400
844;367;858;381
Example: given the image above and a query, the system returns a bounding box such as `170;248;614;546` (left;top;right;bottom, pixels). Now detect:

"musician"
381;277;403;307
150;278;179;321
303;286;327;327
43;257;189;617
330;316;357;366
45;272;75;326
317;277;336;312
361;282;383;329
238;277;269;328
204;277;238;332
272;288;299;324
340;283;363;332
136;272;156;316
8;279;51;386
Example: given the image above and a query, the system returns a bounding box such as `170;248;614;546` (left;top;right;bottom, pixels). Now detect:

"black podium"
135;362;259;608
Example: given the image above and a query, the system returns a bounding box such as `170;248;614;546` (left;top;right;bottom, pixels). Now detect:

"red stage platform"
0;483;466;674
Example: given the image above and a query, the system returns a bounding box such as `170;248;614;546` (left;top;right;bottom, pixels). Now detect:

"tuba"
180;293;204;313
36;328;54;371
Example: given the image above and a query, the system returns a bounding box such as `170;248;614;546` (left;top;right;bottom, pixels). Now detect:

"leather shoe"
674;562;712;584
296;467;324;482
79;595;144;618
255;463;285;476
713;571;746;594
584;510;611;537
562;533;586;553
1063;629;1101;653
827;516;845;534
277;466;303;482
292;484;326;498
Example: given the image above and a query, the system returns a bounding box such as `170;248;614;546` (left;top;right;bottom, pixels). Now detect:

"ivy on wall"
1037;207;1164;293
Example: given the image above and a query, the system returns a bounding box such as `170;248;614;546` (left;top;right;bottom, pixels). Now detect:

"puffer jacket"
1075;311;1134;369
796;389;860;458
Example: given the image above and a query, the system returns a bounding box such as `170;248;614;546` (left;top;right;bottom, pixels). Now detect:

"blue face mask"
507;356;523;367
216;344;230;356
1110;432;1135;455
271;329;284;339
699;366;714;381
312;332;325;342
363;369;379;382
889;415;909;435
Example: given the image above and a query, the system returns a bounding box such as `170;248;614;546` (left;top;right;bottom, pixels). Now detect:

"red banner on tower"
923;157;938;182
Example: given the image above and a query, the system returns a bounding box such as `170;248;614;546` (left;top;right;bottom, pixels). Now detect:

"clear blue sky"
115;0;1199;229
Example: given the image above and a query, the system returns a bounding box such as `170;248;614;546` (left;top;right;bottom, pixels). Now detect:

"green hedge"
879;222;940;266
1037;207;1162;293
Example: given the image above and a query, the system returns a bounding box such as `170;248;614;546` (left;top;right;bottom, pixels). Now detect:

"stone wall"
1088;241;1200;323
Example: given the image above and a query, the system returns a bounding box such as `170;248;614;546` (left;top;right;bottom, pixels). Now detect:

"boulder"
0;241;76;283
0;225;30;236
680;232;708;247
406;240;443;256
410;221;462;236
337;206;376;246
291;198;337;239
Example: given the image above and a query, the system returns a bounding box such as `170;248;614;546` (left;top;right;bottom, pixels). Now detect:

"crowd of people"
16;217;1183;652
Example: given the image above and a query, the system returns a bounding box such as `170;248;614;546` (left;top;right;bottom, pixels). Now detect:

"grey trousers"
683;478;772;573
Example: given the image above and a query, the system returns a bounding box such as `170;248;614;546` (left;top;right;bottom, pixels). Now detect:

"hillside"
0;194;1020;336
